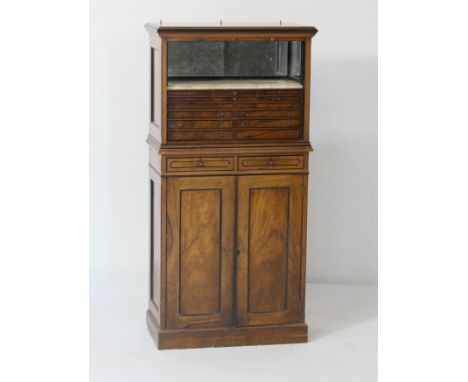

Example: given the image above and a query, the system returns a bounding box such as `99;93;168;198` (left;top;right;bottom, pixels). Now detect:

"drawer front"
168;120;233;129
235;119;300;129
168;130;234;141
168;90;213;97
168;103;234;111
234;110;300;119
168;96;235;103
167;157;234;172
168;111;234;119
257;96;301;102
238;155;305;171
236;102;300;110
235;129;300;140
260;89;302;96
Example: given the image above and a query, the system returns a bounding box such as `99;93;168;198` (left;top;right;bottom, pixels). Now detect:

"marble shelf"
167;78;303;90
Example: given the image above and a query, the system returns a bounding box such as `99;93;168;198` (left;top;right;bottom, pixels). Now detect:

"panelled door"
236;175;304;326
166;176;235;329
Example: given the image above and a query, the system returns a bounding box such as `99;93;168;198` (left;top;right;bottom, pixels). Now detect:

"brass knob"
197;160;203;167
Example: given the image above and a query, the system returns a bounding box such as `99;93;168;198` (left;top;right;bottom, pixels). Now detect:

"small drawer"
168;130;234;141
238;155;305;171
234;110;300;119
234;96;258;102
168;120;233;129
259;89;302;96
236;102;300;110
258;96;301;102
168;90;212;97
168;111;233;119
235;119;300;129
167;157;234;172
168;103;234;111
168;96;234;103
235;129;300;140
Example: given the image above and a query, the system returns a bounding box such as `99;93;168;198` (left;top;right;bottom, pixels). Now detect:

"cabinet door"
166;176;235;329
237;175;305;326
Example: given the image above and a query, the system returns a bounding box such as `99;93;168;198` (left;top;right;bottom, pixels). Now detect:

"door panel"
166;176;235;329
237;175;304;326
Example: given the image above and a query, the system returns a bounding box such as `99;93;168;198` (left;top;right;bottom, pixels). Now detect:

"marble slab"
167;78;304;90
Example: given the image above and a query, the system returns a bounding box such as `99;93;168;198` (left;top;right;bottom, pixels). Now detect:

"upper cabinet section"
146;25;317;146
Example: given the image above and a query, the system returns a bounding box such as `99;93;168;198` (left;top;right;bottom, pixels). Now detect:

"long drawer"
166;157;234;172
238;155;305;171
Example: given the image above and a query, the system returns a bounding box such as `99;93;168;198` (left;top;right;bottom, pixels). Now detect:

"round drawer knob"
197;161;203;167
268;158;273;166
219;112;224;117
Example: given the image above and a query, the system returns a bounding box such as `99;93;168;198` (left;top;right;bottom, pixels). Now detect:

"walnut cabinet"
145;24;318;349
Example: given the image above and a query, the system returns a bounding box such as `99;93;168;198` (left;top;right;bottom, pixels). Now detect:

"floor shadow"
306;283;377;340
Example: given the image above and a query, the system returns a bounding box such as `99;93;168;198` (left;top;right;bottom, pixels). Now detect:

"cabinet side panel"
150;36;162;141
149;173;162;322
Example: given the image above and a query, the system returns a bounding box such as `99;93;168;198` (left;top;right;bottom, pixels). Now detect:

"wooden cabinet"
145;24;318;349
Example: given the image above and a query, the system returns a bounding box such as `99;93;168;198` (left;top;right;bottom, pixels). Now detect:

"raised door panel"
166;176;235;329
237;175;304;326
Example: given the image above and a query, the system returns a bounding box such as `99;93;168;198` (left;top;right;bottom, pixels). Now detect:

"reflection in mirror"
167;40;304;82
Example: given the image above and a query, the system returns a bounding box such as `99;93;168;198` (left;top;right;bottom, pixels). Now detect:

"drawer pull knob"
268;158;273;166
197;161;203;167
219;112;224;117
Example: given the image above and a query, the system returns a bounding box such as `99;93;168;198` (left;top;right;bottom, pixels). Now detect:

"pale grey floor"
90;277;377;382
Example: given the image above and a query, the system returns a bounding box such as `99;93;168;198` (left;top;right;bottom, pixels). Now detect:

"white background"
90;0;377;284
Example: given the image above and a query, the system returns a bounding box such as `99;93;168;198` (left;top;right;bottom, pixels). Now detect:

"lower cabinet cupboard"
166;176;235;330
147;173;309;349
